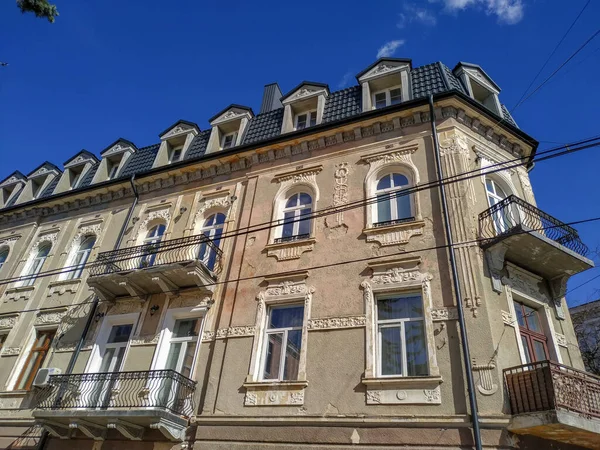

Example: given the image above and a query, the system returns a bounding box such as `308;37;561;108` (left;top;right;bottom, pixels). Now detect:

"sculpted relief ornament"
331;163;349;227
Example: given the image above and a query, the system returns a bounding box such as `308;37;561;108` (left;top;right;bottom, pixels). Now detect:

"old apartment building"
0;58;597;450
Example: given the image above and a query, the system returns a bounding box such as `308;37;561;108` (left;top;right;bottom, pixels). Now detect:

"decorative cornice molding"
431;308;458;321
35;308;68;326
265;238;315;261
308;315;366;330
0;314;19;330
1;347;21;356
363;220;425;247
47;279;81;297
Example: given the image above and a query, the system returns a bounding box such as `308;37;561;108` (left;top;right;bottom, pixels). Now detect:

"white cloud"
337;71;354;89
377;40;406;58
397;4;437;29
442;0;524;24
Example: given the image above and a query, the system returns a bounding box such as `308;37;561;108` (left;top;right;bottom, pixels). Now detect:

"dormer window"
281;83;329;134
15;162;61;205
357;58;412;112
206;105;253;154
453;62;502;116
169;146;183;163
373;86;402;109
31;179;43;199
55;150;99;194
69;166;84;189
154;120;200;168
221;132;237;150
93;139;137;184
295;111;317;130
0;171;26;209
107;157;121;180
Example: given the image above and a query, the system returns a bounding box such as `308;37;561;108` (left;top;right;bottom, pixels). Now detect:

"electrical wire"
2;134;600;287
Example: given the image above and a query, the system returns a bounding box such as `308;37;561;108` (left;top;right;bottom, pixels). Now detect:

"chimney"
260;83;283;114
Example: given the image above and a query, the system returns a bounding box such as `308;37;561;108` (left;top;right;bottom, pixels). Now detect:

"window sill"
363;219;425;247
3;285;35;301
362;375;442;405
243;380;308;406
265;237;316;261
47;278;82;297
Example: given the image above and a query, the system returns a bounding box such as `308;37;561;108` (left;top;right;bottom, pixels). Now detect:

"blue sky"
1;0;599;306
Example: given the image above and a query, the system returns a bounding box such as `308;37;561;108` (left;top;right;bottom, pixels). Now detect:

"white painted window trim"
85;313;139;373
151;306;207;380
294;110;317;131
272;185;317;242
371;85;402;110
220;131;238;150
18;242;52;288
169;145;184;163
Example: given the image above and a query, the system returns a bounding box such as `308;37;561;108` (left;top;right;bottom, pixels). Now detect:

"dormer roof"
453;62;501;92
63;150;100;168
27;162;61;178
280;82;330;103
356;58;413;81
100;138;138;157
209;104;254;126
0;171;26;187
159;120;200;139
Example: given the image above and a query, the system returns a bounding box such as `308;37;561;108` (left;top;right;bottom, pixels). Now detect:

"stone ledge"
363;220;425;247
362;376;443;405
264;238;316;261
243;380;308;407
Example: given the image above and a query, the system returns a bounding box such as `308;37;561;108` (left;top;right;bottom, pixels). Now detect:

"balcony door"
198;213;225;271
140;224;166;268
485;178;510;233
514;301;549;363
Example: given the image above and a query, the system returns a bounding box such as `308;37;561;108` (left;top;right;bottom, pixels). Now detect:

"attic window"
1;185;19;205
107;157;121;180
170;146;183;163
69;167;84;189
221;132;237;150
470;80;498;113
31;179;43;199
373;86;401;109
295;111;317;130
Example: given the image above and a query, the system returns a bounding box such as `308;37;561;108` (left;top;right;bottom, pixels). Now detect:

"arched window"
374;173;412;226
67;235;96;280
0;246;9;270
22;242;51;287
485;177;507;207
199;213;225;271
485;177;511;233
279;193;312;242
141;224;166;267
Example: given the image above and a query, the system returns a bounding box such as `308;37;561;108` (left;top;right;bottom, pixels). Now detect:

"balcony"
33;370;195;441
87;234;222;300
479;196;593;279
504;361;600;449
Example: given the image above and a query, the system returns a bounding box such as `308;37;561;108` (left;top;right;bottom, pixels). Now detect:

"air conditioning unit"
32;368;62;387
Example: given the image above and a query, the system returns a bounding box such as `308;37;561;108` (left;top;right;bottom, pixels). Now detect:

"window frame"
260;304;305;382
66;235;96;280
373;173;413;227
278;192;313;242
371;86;402;110
169;146;183;163
86;312;139;374
20;242;51;287
220;131;238;150
0;246;9;271
513;300;550;363
294;110;317;131
375;292;428;378
14;329;55;391
198;212;225;271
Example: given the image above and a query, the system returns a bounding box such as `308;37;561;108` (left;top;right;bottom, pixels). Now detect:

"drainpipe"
38;176;139;449
428;95;483;450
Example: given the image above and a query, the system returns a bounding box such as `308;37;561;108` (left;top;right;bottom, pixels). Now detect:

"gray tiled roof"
186;129;212;159
322;86;362;123
79;163;98;188
501;104;518;128
412;63;449;99
39;176;60;199
243;108;285;145
119;144;160;178
440;63;466;93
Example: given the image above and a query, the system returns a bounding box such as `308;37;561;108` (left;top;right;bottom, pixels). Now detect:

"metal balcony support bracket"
107;419;144;441
152;274;179;295
38;420;71;440
150;418;186;442
69;419;106;440
118;279;147;298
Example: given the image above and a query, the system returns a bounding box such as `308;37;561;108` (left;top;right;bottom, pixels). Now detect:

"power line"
512;0;592;109
2;213;600;317
566;272;600;295
2;135;599;287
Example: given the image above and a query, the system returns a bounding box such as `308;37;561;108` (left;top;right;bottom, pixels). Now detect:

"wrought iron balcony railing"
89;233;223;277
479;195;588;258
273;233;311;244
504;361;600;419
34;370;196;419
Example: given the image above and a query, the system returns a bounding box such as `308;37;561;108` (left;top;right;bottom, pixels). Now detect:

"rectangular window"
374;92;387;109
31;180;43;199
390;88;402;105
262;305;304;381
373;87;402;109
514;301;549;363
170;147;183;163
107;159;120;180
377;294;428;377
221;133;237;150
165;318;201;378
15;330;55;391
295;111;317;130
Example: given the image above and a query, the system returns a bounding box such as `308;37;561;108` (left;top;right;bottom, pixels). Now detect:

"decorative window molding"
307;315;366;330
330;163;350;228
46;279;81;297
0;314;19;331
34;308;68;326
244;272;313;406
191;194;232;234
206;106;253;154
357;60;412;112
134;206;171;245
360;256;442;405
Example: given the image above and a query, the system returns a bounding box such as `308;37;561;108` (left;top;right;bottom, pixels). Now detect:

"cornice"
0;101;530;225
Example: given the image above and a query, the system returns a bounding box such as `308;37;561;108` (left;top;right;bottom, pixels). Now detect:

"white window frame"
294;110;317;131
151;306;207;379
373;173;412;225
371;86;402;110
107;158;122;180
220;132;238;150
65;235;96;280
19;242;51;287
277;192;313;240
375;293;427;378
169;146;183;163
86;313;139;373
259;304;304;382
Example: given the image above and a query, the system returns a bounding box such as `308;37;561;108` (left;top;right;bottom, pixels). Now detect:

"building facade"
0;58;597;450
570;300;600;376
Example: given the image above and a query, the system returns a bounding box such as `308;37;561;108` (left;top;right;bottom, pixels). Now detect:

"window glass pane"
285;194;298;208
80;236;96;250
532;339;547;362
521;336;532;363
0;248;8;267
99;347;116;372
298;208;311;236
378;295;423;320
485;179;494;193
284;329;302;380
524;306;542;333
165;342;182;371
375;93;387;109
377;175;391;191
296;114;307;129
390;88;402;104
214;213;226;225
298;193;312;206
180;341;197;378
269;306;304;329
405;321;428;376
514;302;525;327
38;244;51;258
173;319;200;338
263;332;283;379
395;191;412;219
282;211;295;238
380;326;403;375
377;195;392;223
17;354;39;390
309;111;317;127
392;174;409;187
108;324;133;344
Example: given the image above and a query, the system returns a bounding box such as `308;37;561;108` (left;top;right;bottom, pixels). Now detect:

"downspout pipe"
428;95;483;450
39;176;139;449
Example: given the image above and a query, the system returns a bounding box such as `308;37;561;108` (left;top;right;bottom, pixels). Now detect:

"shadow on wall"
6;425;42;450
